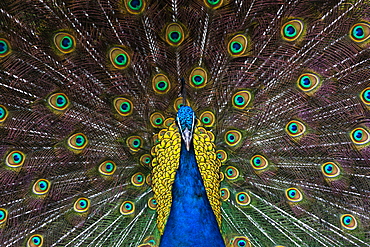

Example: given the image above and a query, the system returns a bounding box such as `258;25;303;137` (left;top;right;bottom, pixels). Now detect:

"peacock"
0;0;369;246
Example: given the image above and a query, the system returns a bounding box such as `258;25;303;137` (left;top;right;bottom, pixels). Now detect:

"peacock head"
176;105;196;151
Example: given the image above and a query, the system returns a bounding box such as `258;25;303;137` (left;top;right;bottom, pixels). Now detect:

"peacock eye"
74;198;90;213
173;97;189;111
225;130;242;146
0;38;11;57
321;162;340;178
340;214;357;230
204;0;223;9
6;151;26;168
350;23;370;42
286;120;306;137
250;155;268;170
150;112;165;128
99;161;116;176
225;166;239;180
33;179;51;195
236;192;251;206
126;136;144;152
232;91;252;110
361;88;370;105
152;74;171;94
0;105;8;122
189;67;208;89
120;201;135;215
126;0;144;14
231;236;251;247
350;127;370;145
228;34;248;56
165;23;185;46
285;188;303;202
68;133;88;150
0;208;8;224
54;32;76;53
140;154;152;167
216;150;227;163
199;111;215;127
131;172;145;186
148;197;157;210
114;97;133;116
27;234;43;247
48;93;69;111
220;188;230;201
109;47;131;69
297;73;320;92
281;20;304;41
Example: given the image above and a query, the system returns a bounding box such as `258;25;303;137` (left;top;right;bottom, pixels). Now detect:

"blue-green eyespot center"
288;123;298;133
56;95;67;107
324;164;333;174
39;181;48;191
137;175;143;182
154;117;163;125
133;138;141;148
230;41;243;53
363;89;370;102
202;117;210;124
156;80;168;91
145;157;151;163
32;236;41;245
125;202;133;210
300;76;311;88
79;199;88;208
284;24;297;37
343;216;352;225
353;130;363;141
0;210;5;220
120;102;131;113
0;106;5;118
105;162;114;172
234;95;245;105
253;157;261;166
353;25;365;39
129;0;142;10
115;53;128;66
227;133;236;142
169;31;181;43
238;194;246;201
12;152;23;164
207;0;221;5
192;75;204;86
0;40;9;54
217;153;222;159
60;36;73;49
237;240;247;247
75;135;85;147
227;168;233;176
288;189;297;198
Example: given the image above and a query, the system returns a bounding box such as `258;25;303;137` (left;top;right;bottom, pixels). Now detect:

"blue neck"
159;140;225;247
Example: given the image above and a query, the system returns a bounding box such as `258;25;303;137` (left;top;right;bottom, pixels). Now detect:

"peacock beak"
182;128;192;151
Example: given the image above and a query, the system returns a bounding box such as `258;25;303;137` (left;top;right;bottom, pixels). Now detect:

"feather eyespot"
361;87;370;105
216;150;227;163
6;151;25;168
48;93;69;111
232;91;251;110
282;20;304;41
148;197;157;210
285;120;306;137
204;0;223;9
350;127;370;145
127;136;143;152
33;179;51;195
225;166;239;180
152;74;171;94
54;32;76;53
230;236;251;247
131;172;145;186
285;188;303;202
350;23;370;42
0;208;8;224
74;198;90;213
166;23;185;46
125;0;145;14
173;97;190;111
297;73;320;93
228;34;248;57
150;112;165;128
114;97;133;116
140;154;152;167
27;234;43;247
109;47;131;69
99;161;116;176
0;38;11;57
0;105;8;122
250;155;268;170
321;162;340;178
68;133;88;150
340;214;357;230
120;201;135;215
220;188;230;201
199;111;215;127
189;67;208;89
225;130;242;146
236;192;251;206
